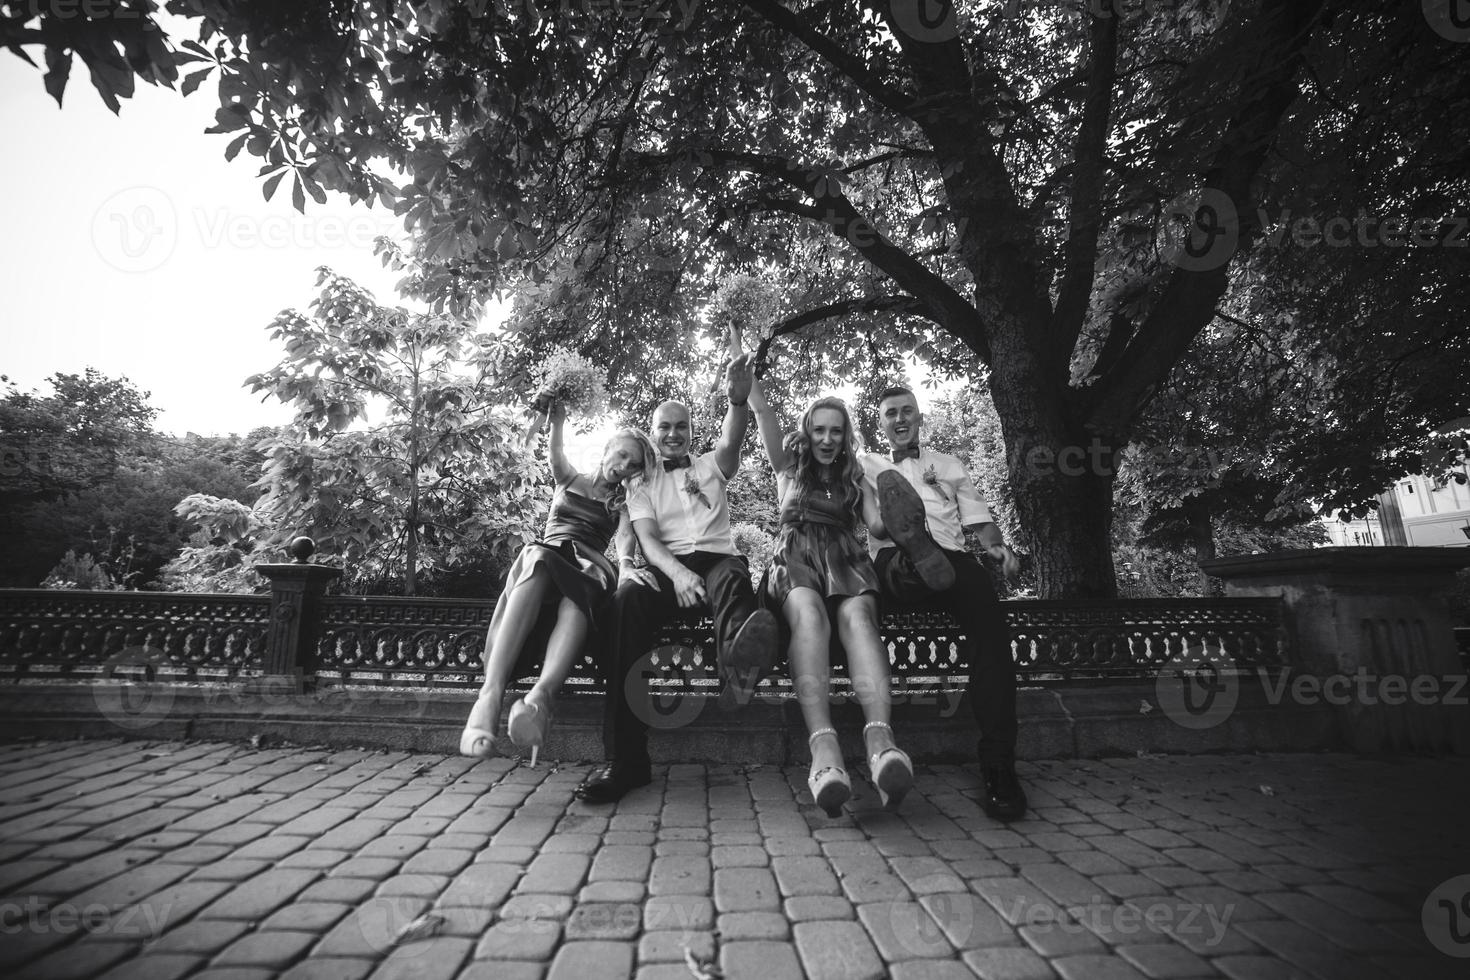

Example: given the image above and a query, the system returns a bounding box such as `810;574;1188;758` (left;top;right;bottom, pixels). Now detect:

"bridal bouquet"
529;348;608;417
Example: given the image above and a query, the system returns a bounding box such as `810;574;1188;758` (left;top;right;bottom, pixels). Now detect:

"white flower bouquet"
530;348;608;417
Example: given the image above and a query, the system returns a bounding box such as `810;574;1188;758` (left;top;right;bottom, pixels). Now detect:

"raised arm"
712;352;756;479
747;375;793;475
545;399;577;487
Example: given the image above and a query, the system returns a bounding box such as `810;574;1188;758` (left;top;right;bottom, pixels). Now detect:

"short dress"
764;474;879;605
494;485;619;678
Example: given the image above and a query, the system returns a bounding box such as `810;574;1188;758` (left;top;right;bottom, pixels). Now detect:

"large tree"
10;0;1469;596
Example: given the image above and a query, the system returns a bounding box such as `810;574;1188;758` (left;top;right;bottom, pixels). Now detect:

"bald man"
577;353;778;804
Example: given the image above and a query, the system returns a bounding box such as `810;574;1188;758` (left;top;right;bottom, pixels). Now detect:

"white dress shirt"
860;448;994;557
627;452;738;556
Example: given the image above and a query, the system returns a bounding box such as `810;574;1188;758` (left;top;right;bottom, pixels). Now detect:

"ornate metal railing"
0;589;270;680
0;587;1289;692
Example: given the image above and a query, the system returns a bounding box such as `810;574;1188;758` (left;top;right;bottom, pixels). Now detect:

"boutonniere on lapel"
683;473;712;509
922;464;951;502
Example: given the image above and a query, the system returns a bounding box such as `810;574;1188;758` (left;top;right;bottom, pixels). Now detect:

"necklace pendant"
824;488;832;500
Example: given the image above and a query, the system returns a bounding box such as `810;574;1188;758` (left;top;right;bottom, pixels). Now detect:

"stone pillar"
254;538;342;693
1199;547;1470;753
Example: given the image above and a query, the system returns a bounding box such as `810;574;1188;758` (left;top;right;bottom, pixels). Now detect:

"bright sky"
0;41;956;475
0;50;433;439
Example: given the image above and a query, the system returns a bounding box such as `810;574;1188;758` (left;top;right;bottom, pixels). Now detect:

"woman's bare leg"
835;594;897;757
465;562;552;745
784;587;841;772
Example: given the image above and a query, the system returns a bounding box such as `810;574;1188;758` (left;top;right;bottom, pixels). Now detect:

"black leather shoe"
575;763;653;805
980;763;1028;822
717;609;778;712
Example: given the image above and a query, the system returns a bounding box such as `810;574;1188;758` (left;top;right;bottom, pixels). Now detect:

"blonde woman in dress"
746;377;915;816
460;399;657;764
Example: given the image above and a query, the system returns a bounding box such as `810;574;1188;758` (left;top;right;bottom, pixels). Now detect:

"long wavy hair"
780;396;865;520
600;426;657;514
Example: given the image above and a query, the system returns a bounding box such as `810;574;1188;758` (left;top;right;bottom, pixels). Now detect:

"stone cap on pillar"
1200;546;1470;581
255;536;343;587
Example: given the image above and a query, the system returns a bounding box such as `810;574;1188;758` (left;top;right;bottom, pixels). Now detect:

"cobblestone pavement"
1;739;1467;980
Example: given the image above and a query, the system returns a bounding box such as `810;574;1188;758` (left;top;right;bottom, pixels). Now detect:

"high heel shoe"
864;721;914;811
507;695;553;767
459;692;500;759
806;727;851;818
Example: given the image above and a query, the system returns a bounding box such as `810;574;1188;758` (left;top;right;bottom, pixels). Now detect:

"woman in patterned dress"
747;377;915;816
460;400;657;764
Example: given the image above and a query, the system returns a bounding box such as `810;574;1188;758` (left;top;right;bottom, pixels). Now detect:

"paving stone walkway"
0;739;1467;980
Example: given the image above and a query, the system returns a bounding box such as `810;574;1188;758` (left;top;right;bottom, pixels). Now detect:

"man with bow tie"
862;386;1028;821
578;352;778;804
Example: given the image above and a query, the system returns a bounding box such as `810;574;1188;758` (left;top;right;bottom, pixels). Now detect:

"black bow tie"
891;447;921;463
663;456;692;472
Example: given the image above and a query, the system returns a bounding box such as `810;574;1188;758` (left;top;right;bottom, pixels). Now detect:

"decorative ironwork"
0;589;1289;693
0;589;270;679
315;596;499;686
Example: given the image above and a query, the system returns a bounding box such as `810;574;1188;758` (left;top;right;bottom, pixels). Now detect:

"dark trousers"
875;547;1018;764
601;551;758;766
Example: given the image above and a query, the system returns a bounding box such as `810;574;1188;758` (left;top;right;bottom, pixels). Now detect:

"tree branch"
753;295;931;367
740;0;919;120
1086;0;1322;439
1050;12;1119;368
699;147;992;363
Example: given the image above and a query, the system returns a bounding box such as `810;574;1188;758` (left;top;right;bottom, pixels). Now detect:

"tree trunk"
985;349;1119;599
1186;496;1217;596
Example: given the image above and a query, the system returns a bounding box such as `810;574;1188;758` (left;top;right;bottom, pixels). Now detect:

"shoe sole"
877;470;955;591
873;752;915;812
811;774;851;818
718;610;779;712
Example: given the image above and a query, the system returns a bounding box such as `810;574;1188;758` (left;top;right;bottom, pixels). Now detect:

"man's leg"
947;555;1017;764
581;571;679;803
687;552;777;710
877;546;1026;820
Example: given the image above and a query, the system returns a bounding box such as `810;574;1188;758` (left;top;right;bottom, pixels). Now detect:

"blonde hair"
600;427;657;513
